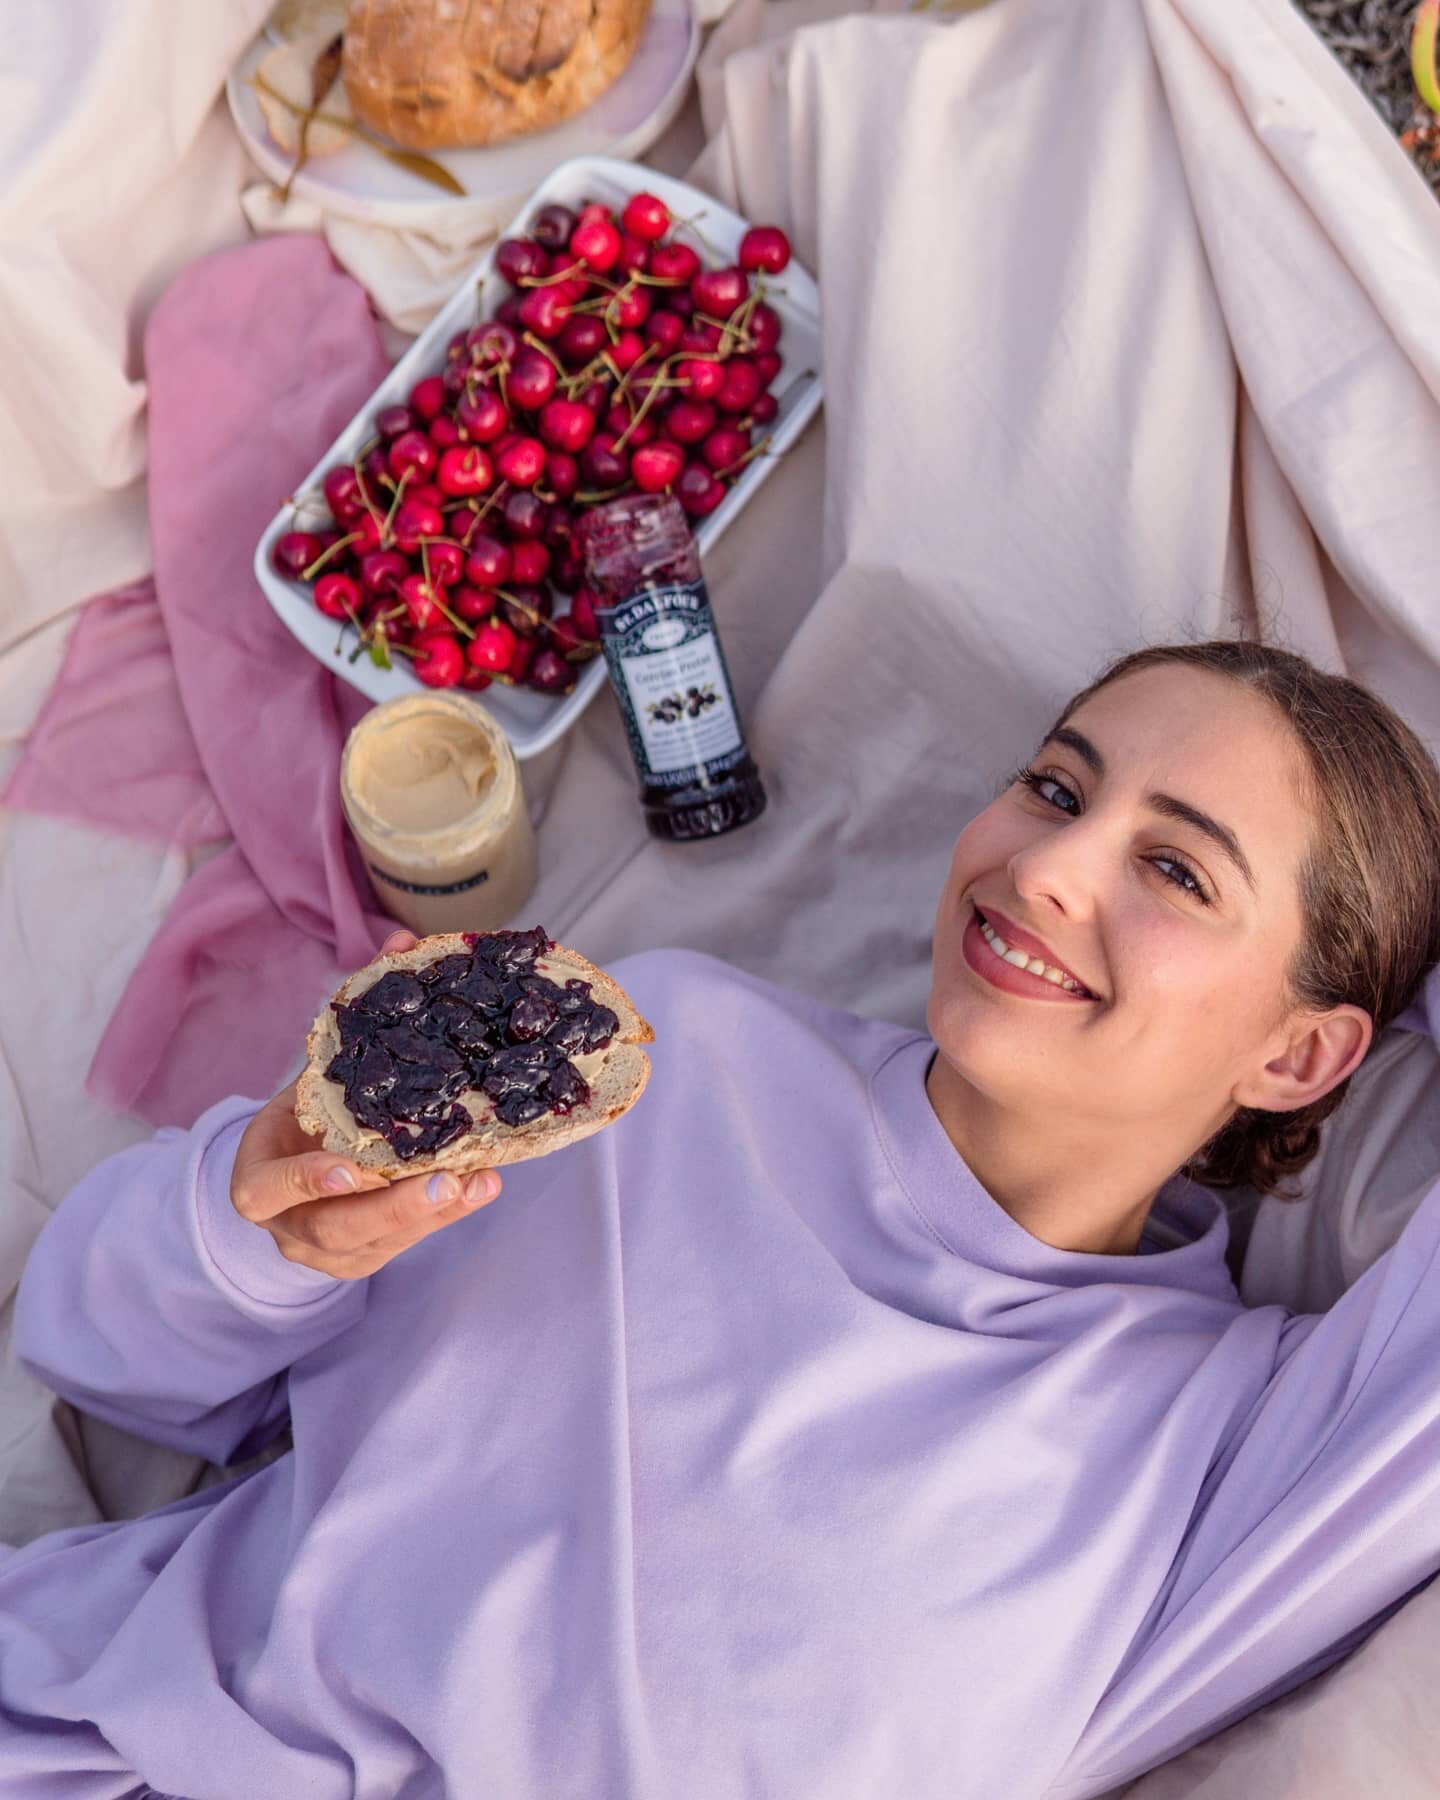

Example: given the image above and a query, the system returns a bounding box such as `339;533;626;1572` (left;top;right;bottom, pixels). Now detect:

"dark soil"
1294;0;1440;195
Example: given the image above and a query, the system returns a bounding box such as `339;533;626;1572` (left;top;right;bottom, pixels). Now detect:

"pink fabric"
4;580;225;850
5;236;394;1124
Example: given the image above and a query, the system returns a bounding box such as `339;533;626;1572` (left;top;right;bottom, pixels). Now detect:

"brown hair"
1053;641;1440;1198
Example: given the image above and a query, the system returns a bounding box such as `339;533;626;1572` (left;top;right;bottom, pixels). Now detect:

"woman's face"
928;666;1320;1156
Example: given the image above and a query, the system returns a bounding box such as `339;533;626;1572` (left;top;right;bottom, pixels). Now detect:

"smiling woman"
927;641;1440;1256
9;642;1440;1799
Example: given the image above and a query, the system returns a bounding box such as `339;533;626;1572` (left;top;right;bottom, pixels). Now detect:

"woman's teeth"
978;915;1092;996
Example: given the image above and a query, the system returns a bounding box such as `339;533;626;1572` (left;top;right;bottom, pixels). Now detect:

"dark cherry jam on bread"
324;927;619;1161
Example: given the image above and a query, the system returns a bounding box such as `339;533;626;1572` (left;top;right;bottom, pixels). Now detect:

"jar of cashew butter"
340;693;536;936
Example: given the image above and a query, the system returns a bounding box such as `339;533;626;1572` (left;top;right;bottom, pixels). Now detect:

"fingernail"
464;1172;499;1206
323;1165;358;1193
427;1172;461;1206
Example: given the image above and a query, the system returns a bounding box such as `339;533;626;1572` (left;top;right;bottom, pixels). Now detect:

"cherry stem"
301;532;361;580
715;434;775;480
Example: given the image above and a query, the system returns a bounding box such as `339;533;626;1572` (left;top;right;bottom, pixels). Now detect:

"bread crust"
296;933;653;1177
341;0;652;151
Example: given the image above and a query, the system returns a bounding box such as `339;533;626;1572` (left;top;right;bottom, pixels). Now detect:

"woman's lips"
960;906;1098;1004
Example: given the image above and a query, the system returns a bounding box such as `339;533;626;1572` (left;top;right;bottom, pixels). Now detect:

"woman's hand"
230;930;502;1280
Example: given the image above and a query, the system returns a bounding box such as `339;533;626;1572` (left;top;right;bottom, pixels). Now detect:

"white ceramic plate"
226;2;700;227
253;156;824;759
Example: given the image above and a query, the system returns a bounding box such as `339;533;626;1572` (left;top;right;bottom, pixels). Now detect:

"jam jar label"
599;580;747;784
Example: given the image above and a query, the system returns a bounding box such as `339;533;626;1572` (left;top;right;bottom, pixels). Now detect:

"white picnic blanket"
4;1;1440;1792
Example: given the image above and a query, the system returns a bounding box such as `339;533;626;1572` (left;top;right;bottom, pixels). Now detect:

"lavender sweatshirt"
6;951;1440;1800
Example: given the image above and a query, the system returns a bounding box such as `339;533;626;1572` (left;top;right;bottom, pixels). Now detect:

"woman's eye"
1017;767;1081;815
1150;855;1211;905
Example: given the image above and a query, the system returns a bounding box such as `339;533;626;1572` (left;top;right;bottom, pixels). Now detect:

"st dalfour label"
599;580;747;785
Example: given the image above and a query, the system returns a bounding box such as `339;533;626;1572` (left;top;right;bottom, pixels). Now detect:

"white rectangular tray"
253;155;823;759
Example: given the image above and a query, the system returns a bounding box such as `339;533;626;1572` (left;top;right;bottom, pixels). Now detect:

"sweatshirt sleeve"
1052;1175;1440;1796
15;1096;369;1466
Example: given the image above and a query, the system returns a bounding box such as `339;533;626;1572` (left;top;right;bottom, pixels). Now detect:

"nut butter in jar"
340;693;536;936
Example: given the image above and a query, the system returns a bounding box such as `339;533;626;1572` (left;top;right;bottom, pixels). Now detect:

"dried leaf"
281;32;345;201
373;146;467;197
1414;0;1440;116
368;636;393;671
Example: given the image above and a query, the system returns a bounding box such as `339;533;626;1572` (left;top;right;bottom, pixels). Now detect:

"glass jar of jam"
578;494;767;842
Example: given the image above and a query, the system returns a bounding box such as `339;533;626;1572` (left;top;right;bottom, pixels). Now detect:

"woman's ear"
1235;1006;1373;1115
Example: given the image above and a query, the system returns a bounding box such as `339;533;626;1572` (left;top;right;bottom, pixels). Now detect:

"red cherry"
500;584;553;637
467;321;519;369
575;378;611;416
754;350;783;387
502;489;547;539
690;267;748;320
496;436;546;487
375;404;414;440
557;315;608;369
616;234;651;275
510;539;551;585
606;284;651;330
677;461;726;518
631;439;685;493
621;191;671;242
680;322;724;355
387;431;437;483
547;613;588;658
455;386;508;443
468;620;518;673
436;444;494;497
551;547;583;593
425;541;466;586
569;587;601;640
579;433;628;489
749;392;779;426
539;399;596;454
570;216;621;273
464;534;512;588
429;415;463;449
649;241;700;284
701;426;750;473
461;665;494;691
314;572;360;620
747;302;782;355
272;531;322;579
409;375;447;422
506;635;537;684
346;509;385;556
644;310;685;356
392;499;445;553
400;574;445;631
413;633;466;687
545;449;579;500
679;358;724;401
359;549;410;595
322;465;365;524
577;201;613;227
517;287;571;339
716;358;763;416
666;399;716;446
495;237;548;285
531;204;576;251
738;224;791;275
608;330;646;372
506;347;559;410
527;647;578;695
451;584;496;623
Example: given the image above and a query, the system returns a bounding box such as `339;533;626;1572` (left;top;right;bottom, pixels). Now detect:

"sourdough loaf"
341;0;651;150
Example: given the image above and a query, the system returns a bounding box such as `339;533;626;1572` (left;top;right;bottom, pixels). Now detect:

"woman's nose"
1006;820;1101;922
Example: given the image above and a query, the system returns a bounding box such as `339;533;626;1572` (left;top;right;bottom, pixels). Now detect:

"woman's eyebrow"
1040;727;1257;891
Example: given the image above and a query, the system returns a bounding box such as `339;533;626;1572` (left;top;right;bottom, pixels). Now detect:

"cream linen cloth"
5;0;1440;1792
